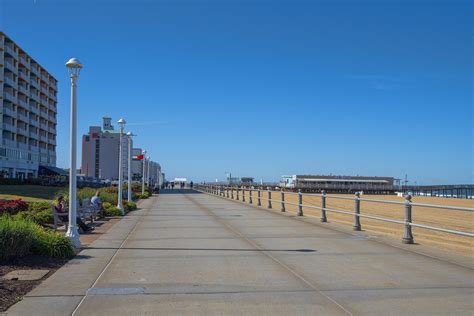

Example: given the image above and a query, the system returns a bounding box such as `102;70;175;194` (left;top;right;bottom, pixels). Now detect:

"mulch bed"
0;255;70;312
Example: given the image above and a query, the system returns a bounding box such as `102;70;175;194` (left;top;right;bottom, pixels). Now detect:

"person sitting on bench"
90;191;106;218
55;195;94;232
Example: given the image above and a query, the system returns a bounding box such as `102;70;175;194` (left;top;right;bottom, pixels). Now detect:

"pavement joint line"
184;194;354;316
199;190;474;270
70;199;153;315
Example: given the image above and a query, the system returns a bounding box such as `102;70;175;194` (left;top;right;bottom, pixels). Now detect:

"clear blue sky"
1;0;472;184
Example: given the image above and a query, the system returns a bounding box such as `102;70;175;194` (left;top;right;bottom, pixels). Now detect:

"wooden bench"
78;198;101;223
52;198;100;231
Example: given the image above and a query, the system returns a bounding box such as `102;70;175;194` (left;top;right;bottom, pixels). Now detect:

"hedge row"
0;216;75;260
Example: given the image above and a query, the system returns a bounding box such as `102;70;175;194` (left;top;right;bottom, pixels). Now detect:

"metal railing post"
281;189;285;212
249;188;253;204
226;187;229;198
257;189;261;206
236;187;240;200
242;187;246;202
403;194;414;244
231;187;234;199
321;190;327;222
353;192;361;231
267;187;272;209
297;189;303;216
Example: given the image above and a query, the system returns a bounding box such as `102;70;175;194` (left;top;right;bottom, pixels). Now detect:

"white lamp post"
65;58;83;249
126;132;135;202
117;118;126;215
141;150;147;195
147;156;151;188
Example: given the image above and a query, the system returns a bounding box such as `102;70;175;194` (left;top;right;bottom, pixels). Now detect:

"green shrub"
28;201;52;213
125;201;137;212
15;209;53;226
136;192;150;200
0;216;37;260
105;206;121;217
31;228;75;258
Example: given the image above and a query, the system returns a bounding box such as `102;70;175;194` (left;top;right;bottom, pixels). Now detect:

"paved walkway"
7;190;474;315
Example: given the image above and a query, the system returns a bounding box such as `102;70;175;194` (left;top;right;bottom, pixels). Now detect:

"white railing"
197;184;474;244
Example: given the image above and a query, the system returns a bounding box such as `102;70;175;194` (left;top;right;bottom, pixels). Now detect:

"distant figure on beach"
190;181;193;189
171;182;175;189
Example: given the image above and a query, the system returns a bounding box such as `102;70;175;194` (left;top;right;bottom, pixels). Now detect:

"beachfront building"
281;175;395;193
81;117;129;180
0;32;58;179
82;118;164;185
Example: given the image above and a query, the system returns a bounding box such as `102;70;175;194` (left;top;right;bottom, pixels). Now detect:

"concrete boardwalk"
7;190;474;315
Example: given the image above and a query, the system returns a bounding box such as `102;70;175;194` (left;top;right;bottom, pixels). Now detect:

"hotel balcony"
49;81;57;91
19;56;29;67
17;127;28;137
5;45;18;59
3;91;17;103
3;138;17;148
4;76;17;89
41;73;48;82
48;150;56;157
18;98;29;110
40;111;49;120
48;138;56;145
30;92;40;102
41;86;48;94
48;115;56;123
18;85;29;95
30;80;39;89
39;122;48;131
30;118;39;127
29;130;38;138
48;102;57;111
18;142;28;150
49;92;57;100
4;60;17;74
30;66;40;76
18;70;29;81
48;126;55;134
29;105;39;115
17;112;29;122
3;122;16;133
39;147;48;154
3;106;16;117
39;135;48;143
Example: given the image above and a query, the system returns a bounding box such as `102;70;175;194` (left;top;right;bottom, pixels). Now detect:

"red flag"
136;154;144;160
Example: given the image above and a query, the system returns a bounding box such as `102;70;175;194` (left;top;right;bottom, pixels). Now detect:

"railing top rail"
211;185;474;212
197;185;474;238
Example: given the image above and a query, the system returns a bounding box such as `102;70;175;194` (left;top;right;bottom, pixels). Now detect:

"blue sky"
1;0;472;184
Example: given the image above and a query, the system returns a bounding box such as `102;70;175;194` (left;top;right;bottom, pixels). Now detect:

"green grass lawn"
0;185;66;202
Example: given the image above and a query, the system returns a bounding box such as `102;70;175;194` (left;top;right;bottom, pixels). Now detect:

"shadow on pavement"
159;189;202;194
87;246;316;253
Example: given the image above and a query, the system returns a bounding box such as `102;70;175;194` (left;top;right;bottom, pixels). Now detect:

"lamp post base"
117;203;125;216
66;225;81;249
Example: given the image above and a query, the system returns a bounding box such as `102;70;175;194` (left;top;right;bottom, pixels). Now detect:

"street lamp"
117;118;126;215
65;58;83;249
126;132;135;202
147;156;151;188
141;150;147;195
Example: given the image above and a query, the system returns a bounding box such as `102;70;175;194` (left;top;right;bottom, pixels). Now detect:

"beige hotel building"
0;32;57;179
